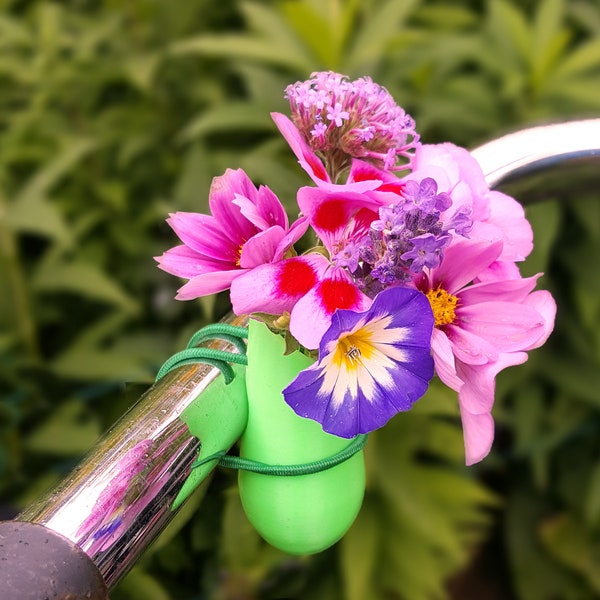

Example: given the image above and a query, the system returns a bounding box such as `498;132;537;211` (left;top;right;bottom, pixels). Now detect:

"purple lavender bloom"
401;233;451;273
283;287;434;438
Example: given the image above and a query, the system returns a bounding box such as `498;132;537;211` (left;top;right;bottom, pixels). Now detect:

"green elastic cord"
155;324;249;383
186;323;248;355
193;433;368;476
157;322;366;478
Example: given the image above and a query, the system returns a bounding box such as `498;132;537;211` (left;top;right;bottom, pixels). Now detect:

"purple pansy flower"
282;287;435;438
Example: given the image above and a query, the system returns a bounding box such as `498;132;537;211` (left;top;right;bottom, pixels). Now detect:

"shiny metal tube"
471;118;600;197
18;314;248;589
13;119;600;591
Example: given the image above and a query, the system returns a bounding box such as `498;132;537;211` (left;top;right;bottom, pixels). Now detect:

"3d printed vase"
238;319;365;554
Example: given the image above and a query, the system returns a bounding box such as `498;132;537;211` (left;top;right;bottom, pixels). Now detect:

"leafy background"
1;0;599;598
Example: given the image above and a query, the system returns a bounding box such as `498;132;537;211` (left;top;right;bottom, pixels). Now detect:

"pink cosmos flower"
415;236;556;465
409;143;534;269
156;168;309;299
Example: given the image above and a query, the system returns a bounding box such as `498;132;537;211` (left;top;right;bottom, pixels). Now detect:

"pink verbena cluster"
156;71;556;465
284;71;419;180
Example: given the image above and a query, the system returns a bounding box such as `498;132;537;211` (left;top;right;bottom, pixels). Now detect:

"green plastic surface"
238;320;365;555
172;362;248;510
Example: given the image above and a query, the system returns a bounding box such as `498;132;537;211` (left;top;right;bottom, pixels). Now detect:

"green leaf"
113;566;171;600
2;192;71;243
178;102;274;142
506;488;586;600
540;513;600;592
339;498;381;600
487;0;531;68
345;0;420;73
168;34;313;72
50;343;151;382
14;138;97;206
32;259;139;312
522;200;561;277
25;399;101;456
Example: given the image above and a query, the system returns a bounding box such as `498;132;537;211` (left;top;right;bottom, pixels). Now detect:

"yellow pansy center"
426;287;459;327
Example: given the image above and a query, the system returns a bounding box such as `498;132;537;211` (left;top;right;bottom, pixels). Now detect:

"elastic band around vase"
186;324;249;354
192;433;368;476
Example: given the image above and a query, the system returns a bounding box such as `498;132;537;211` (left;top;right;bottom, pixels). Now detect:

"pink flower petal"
272;216;310;262
271;112;330;184
176;270;243;299
230;254;327;316
445;323;499;365
297;187;380;253
456;351;528;464
433;237;503;293
457;301;550;354
430;328;464;392
289;270;370;349
487;191;533;261
155;245;229;279
208;169;259;242
459;410;495;466
167;212;237;262
458;274;541;306
232;185;288;230
239;226;285;268
522;290;557;349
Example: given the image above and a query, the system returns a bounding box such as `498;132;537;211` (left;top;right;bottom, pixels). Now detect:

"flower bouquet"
156;72;556;554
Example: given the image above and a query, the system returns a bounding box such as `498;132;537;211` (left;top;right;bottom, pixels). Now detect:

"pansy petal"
284;287;434;438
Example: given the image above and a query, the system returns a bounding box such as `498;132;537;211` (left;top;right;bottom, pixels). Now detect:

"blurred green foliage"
1;0;599;598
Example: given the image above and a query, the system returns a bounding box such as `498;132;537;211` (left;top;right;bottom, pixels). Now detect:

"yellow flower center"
334;330;373;370
235;243;244;267
426;287;459;327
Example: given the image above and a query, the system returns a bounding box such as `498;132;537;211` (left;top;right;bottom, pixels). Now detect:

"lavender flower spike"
283;287;435;438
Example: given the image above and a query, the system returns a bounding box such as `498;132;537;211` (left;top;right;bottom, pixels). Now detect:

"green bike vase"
238;319;365;555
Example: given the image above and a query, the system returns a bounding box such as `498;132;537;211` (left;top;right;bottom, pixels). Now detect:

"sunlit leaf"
25;399;101;456
32;260;139;312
